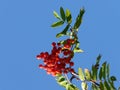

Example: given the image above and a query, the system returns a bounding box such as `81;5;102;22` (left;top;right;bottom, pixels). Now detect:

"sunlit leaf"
66;84;79;90
51;21;64;27
73;47;83;53
76;41;80;47
73;41;83;53
57;76;66;82
81;82;88;90
53;11;61;20
56;75;68;87
56;33;64;38
84;69;91;81
58;80;68;87
66;9;72;24
60;7;66;21
78;68;85;81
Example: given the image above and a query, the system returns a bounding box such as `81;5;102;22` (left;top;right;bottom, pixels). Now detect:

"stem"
90;80;100;86
64;74;71;84
71;72;100;87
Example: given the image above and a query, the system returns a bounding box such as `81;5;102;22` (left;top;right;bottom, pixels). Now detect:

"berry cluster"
36;39;75;76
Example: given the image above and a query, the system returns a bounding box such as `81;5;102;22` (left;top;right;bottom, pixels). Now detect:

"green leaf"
51;21;64;27
66;84;79;90
74;8;85;29
84;69;91;81
106;64;110;78
100;82;104;90
81;82;88;90
96;54;101;65
73;41;83;53
60;7;66;21
56;75;68;87
92;84;100;90
78;68;85;81
99;67;102;80
73;47;83;53
56;24;70;38
108;77;116;89
57;76;66;82
66;9;72;24
76;41;80;47
102;62;107;80
56;33;64;38
104;80;110;90
58;80;68;87
53;11;61;20
92;65;98;81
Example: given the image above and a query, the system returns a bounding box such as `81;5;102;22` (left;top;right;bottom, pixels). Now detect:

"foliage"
36;7;120;90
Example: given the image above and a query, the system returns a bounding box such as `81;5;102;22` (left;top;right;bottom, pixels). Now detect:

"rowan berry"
69;62;74;66
36;55;41;60
57;43;61;46
52;42;56;47
69;68;75;73
39;64;43;69
37;40;75;76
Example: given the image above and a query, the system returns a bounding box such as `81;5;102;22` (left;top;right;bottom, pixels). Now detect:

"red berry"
69;62;74;66
63;69;68;74
36;55;41;60
39;64;43;68
37;40;75;76
69;68;75;73
52;42;56;47
64;44;71;49
57;43;61;46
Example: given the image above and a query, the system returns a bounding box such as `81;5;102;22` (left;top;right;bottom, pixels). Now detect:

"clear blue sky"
0;0;120;90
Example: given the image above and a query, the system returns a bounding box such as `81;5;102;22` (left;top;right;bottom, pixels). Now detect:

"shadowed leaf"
51;21;64;27
60;7;66;21
56;24;70;38
74;8;85;29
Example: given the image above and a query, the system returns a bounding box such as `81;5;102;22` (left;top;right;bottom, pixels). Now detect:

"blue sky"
0;0;120;90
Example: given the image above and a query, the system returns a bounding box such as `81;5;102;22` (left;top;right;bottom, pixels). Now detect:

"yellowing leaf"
66;9;72;24
84;69;91;81
78;68;85;81
53;11;61;20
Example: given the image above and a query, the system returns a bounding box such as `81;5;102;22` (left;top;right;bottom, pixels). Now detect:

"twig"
64;74;71;84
